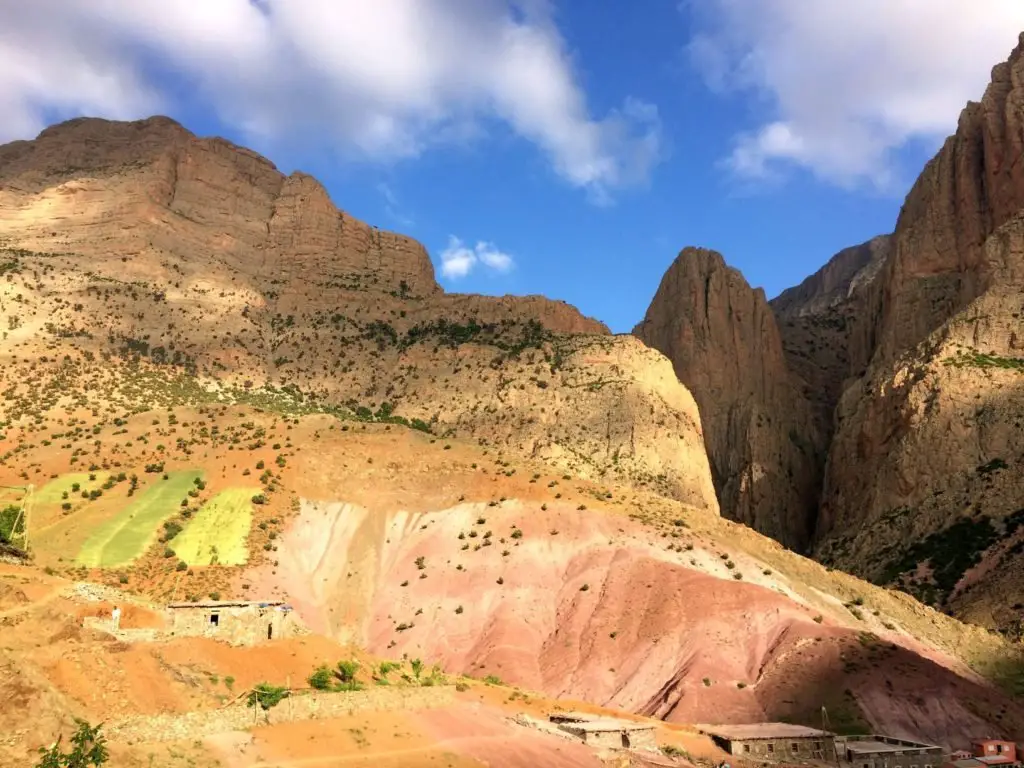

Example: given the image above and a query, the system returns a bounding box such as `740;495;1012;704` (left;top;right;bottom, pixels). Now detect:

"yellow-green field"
76;471;203;568
172;488;256;566
34;473;111;507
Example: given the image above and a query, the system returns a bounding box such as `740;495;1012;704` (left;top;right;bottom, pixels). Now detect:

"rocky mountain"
633;249;823;551
635;32;1024;633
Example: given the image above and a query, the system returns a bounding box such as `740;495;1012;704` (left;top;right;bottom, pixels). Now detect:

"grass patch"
35;472;111;506
172;488;256;566
76;471;202;568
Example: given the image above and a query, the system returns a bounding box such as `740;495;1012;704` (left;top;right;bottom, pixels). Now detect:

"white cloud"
685;0;1024;189
439;236;515;279
0;0;661;201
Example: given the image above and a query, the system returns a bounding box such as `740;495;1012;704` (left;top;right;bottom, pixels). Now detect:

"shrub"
336;659;360;684
308;665;333;691
35;719;108;767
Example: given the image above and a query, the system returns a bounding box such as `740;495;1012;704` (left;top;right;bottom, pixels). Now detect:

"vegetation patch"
881;515;998;604
943;349;1024;372
35;473;111;505
171;488;256;566
76;471;203;568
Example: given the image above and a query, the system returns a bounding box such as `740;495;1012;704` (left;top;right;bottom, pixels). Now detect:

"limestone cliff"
807;34;1024;628
634;248;821;549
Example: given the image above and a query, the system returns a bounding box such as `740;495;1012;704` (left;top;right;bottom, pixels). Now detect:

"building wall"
730;736;837;762
845;747;945;768
625;729;658;751
974;742;1017;762
584;730;625;750
167;606;296;645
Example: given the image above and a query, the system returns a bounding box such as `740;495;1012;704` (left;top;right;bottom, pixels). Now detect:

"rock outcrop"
634;248;821;550
0;115;441;298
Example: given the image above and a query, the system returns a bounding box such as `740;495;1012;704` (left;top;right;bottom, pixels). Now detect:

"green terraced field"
76;471;203;568
35;472;111;507
172;488;256;566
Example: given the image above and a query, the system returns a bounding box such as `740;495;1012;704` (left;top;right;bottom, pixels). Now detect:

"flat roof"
167;600;285;609
845;739;942;754
559;719;655;733
698;723;834;741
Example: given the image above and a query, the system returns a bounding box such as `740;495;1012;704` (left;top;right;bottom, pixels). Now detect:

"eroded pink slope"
247;500;1024;747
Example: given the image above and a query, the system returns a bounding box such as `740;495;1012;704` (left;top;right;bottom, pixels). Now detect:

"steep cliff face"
772;236;891;442
634;248;821;549
0;115;718;512
809;34;1024;627
0;115;441;298
874;33;1024;364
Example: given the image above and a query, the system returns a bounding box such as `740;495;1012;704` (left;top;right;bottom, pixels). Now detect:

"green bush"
308;665;333;691
247;682;289;712
36;719;108;767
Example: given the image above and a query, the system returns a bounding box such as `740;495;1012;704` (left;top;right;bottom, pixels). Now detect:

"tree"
246;683;289;723
36;720;108;767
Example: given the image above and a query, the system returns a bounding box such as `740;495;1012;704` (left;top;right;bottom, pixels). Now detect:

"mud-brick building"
838;735;945;768
550;712;658;751
700;723;837;762
166;600;297;645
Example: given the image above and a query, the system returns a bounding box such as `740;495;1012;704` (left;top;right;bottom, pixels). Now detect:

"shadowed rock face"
633;248;823;551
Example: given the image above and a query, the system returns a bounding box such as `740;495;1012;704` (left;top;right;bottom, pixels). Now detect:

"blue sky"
4;2;1024;332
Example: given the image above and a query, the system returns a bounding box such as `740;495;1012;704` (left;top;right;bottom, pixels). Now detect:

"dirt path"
246;741;470;767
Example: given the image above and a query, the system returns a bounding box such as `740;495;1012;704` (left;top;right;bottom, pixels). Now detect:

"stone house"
550;712;658;751
166;600;297;645
837;735;945;768
699;723;837;762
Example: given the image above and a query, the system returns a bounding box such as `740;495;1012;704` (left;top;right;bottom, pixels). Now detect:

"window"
792;744;801;753
814;742;823;751
767;744;774;754
996;746;1004;754
743;745;750;754
209;613;219;626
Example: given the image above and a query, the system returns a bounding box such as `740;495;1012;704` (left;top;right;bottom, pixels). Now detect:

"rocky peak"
874;31;1024;363
634;247;823;550
771;235;891;319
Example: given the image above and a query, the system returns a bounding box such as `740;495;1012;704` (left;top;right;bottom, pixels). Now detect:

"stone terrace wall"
108;686;455;743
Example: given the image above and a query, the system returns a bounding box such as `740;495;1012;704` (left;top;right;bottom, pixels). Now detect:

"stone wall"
108;686;455;743
167;604;298;645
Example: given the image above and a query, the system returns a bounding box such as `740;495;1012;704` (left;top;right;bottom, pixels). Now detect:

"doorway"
267;623;273;640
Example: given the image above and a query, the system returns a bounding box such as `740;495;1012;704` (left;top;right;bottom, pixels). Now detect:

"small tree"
335;659;362;691
36;720;108;767
247;683;289;723
308;665;333;691
410;658;424;680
